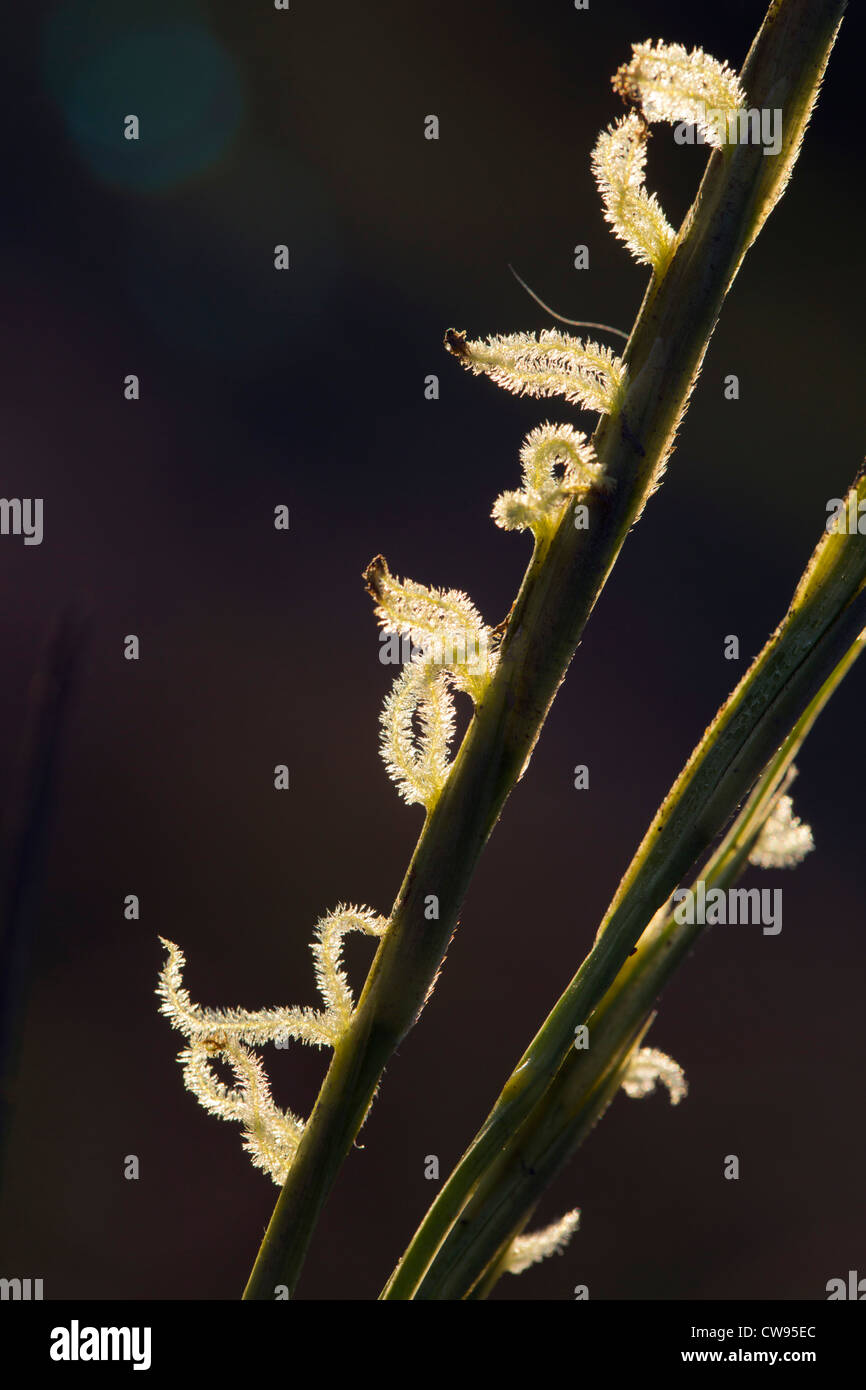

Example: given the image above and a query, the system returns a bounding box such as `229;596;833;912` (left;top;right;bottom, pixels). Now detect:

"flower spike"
493;423;609;541
364;554;497;705
445;328;626;417
613;39;745;148
157;904;389;1185
592;113;675;272
179;1036;304;1186
379;659;456;810
749;795;814;869
621;1045;687;1105
504;1209;581;1276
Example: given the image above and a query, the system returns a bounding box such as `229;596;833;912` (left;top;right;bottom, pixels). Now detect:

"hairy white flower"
311;905;389;1028
493;423;609;540
749;795;814;869
445;328;626;416
613;39;745;147
592;113;675;271
157;937;334;1049
621;1046;687;1105
179;1036;304;1186
379;659;456;810
504;1209;581;1275
157;904;389;1184
364;553;496;702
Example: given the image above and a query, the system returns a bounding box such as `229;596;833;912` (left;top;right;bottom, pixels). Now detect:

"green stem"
464;1018;658;1303
384;482;865;1298
408;625;865;1298
244;0;847;1299
447;1019;657;1303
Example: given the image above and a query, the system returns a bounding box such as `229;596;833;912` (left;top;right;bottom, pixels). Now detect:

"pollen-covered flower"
363;554;496;701
157;905;389;1185
445;328;626;416
613;39;745;147
379;659;456;810
493;423;609;540
504;1209;581;1275
621;1045;687;1105
592;112;675;271
749;794;814;869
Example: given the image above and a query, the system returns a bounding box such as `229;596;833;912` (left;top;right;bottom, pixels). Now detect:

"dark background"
0;0;863;1301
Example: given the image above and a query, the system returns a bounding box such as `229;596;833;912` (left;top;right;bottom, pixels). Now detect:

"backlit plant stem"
396;616;865;1299
243;0;847;1300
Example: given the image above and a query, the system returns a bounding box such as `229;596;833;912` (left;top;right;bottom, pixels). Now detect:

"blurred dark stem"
0;611;88;1188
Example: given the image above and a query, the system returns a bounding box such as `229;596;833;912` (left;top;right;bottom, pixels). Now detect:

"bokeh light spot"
44;6;243;192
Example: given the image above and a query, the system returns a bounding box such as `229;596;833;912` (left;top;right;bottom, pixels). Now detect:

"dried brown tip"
444;328;470;360
611;63;640;105
362;554;390;601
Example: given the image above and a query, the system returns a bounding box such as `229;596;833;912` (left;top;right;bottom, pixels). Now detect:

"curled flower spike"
157;905;389;1184
493;423;609;540
364;554;496;701
592;112;676;272
311;905;389;1029
445;328;626;417
379;659;456;810
749;794;814;869
613;39;745;148
179;1036;304;1186
157;936;333;1049
504;1209;581;1276
365;557;496;808
621;1046;687;1105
